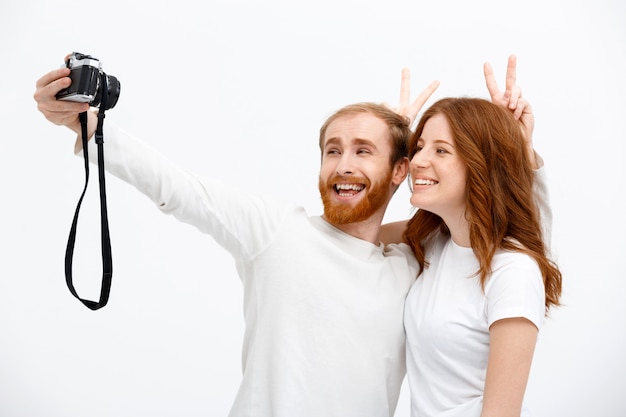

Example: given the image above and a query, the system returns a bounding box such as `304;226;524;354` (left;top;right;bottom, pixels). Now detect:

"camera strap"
64;73;113;310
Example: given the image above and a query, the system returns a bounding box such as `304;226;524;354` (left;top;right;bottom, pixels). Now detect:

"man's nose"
336;154;355;175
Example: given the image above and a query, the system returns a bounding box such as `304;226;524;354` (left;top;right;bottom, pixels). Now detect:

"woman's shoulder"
492;247;540;274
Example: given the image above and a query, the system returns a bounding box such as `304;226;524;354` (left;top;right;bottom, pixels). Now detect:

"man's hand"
33;67;92;135
484;55;537;168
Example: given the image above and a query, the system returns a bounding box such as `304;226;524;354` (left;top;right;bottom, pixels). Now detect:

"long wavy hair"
402;98;561;311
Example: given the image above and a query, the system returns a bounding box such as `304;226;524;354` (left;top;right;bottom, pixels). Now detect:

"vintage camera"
56;52;121;110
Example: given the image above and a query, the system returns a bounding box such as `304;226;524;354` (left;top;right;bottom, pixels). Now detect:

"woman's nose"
410;151;429;169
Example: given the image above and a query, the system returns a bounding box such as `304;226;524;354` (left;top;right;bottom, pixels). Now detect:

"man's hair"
403;97;562;311
318;102;411;165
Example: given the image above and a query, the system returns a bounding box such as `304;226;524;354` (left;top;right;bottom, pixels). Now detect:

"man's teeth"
335;184;364;196
415;179;437;185
335;184;364;191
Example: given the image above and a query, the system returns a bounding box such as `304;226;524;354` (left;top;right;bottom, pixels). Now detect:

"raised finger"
483;62;500;100
410;80;440;111
399;67;411;107
405;80;439;124
505;54;518;96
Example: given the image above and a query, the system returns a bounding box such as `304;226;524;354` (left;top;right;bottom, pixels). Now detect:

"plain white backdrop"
1;0;624;416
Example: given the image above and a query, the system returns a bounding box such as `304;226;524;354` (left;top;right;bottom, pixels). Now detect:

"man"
34;64;438;417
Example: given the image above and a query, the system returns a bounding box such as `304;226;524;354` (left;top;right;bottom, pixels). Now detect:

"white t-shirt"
86;126;420;417
404;234;545;417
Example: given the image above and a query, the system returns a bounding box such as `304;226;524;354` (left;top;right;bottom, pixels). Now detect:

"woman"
401;97;562;417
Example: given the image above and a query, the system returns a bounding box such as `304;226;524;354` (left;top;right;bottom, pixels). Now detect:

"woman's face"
409;113;468;223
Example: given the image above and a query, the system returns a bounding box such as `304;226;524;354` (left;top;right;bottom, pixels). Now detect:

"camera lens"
105;75;121;110
92;73;121;110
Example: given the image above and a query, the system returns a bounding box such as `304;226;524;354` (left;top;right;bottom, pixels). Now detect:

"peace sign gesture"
387;68;440;127
484;55;536;167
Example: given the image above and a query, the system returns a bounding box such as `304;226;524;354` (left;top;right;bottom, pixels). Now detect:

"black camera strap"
65;73;113;310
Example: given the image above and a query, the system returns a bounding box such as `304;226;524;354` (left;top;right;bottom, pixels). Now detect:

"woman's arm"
481;317;538;417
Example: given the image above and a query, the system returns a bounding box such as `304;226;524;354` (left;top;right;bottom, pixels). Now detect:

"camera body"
56;52;120;110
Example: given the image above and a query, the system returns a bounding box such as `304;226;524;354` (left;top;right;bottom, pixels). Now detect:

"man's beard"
318;171;393;225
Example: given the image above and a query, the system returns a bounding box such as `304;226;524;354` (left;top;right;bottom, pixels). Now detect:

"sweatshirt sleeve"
79;124;291;261
532;156;553;254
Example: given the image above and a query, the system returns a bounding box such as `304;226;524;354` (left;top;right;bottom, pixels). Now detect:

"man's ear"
392;157;409;186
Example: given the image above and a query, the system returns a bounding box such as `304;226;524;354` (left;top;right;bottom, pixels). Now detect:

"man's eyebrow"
353;138;377;147
324;137;341;147
324;137;378;147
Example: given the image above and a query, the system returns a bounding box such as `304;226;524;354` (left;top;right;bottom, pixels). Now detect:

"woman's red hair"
403;98;561;311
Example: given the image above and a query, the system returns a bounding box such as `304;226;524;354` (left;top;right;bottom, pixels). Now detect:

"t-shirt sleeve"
484;255;546;331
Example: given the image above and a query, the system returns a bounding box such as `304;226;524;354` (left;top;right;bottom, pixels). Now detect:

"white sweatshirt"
84;126;419;417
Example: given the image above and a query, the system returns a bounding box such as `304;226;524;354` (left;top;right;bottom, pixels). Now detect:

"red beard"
318;172;393;225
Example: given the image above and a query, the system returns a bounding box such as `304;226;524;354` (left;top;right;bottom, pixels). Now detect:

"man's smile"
334;183;365;197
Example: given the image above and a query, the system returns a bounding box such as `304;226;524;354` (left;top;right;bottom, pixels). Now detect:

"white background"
1;0;624;416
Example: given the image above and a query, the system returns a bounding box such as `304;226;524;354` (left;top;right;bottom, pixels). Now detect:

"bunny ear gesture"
386;67;439;127
484;54;537;168
484;54;523;116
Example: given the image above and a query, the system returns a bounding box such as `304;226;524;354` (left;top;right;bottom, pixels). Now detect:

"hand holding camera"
56;52;121;110
34;52;120;137
33;52;121;310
